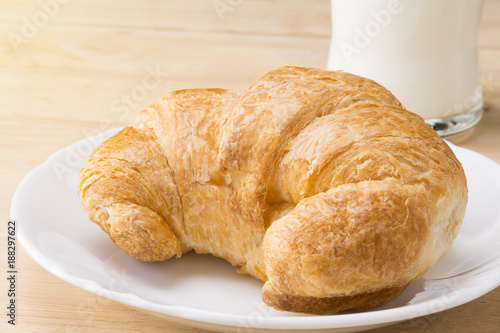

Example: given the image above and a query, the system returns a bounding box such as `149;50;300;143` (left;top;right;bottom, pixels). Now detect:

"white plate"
11;129;500;333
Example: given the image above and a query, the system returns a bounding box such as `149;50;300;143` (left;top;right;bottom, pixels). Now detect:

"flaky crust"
78;66;467;314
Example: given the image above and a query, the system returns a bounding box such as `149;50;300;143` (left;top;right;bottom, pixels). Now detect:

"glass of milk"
327;0;484;138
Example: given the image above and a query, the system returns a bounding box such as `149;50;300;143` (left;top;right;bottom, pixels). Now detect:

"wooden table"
1;0;499;332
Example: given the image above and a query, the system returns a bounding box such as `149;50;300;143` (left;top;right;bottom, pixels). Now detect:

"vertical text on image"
6;219;17;325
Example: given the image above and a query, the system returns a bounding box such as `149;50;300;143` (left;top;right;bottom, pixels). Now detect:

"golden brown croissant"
78;66;467;314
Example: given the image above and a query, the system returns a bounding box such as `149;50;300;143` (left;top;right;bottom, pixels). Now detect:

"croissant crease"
78;66;467;314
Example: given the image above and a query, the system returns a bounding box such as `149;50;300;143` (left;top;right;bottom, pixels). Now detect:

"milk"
327;0;484;124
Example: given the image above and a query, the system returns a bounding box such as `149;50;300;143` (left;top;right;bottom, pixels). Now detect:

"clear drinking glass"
327;0;485;139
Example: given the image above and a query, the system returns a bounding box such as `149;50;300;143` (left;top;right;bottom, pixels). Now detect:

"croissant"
78;66;467;314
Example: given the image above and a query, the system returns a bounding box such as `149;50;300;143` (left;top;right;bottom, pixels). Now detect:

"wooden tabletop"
1;0;499;332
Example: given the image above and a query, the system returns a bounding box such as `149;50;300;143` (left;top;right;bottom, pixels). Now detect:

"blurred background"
1;0;499;332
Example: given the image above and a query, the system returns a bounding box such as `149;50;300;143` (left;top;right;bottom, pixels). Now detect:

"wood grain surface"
1;0;499;332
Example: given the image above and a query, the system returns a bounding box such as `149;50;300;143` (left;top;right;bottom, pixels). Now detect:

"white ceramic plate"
11;129;500;333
